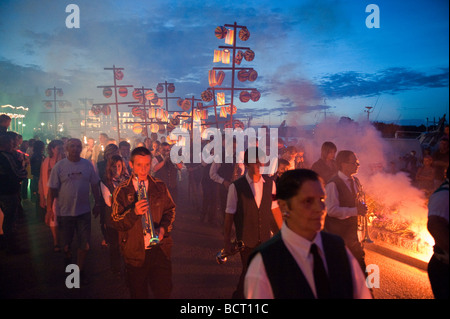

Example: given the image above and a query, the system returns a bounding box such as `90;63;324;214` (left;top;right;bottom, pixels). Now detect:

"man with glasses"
324;150;367;272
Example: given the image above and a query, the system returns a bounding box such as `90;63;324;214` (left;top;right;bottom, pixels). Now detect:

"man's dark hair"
335;150;354;170
130;146;151;162
244;147;266;165
276;169;321;201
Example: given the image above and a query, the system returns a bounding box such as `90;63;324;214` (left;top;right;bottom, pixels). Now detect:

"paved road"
0;196;435;299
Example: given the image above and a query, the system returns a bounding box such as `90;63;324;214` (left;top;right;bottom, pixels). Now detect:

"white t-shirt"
48;158;99;217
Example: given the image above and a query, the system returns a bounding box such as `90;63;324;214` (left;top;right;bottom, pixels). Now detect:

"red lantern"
119;87;128;97
239;27;250;41
168;83;175;93
103;87;112;98
102;105;111;116
115;70;124;80
215;26;227;39
156;84;164;93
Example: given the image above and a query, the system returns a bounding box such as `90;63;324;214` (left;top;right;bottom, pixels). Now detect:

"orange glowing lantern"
150;123;159;133
145;90;154;101
216;71;225;86
220;106;227;118
181;99;191;111
213;50;222;63
222;49;231;64
217;92;225;106
225;28;234;45
119;87;128;97
193;110;201;121
132;89;143;100
209;70;217;87
148;107;156;119
226;105;237;114
201;109;208;120
168;83;175;93
132;124;143;134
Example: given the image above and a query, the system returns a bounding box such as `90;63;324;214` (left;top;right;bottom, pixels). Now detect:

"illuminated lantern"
213;50;222;62
150;123;159;133
132;106;143;117
158;124;166;134
215;26;227;39
234;119;245;130
161;110;168;122
168;83;175;93
132;124;142;134
250;89;261;102
119;87;128;97
244;49;255;61
148;107;156;119
216;71;225;86
217;92;225;106
156;84;164;93
248;70;258;82
235;50;244;65
225;28;234;45
132;89;143;100
115;70;124;80
102;105;111;116
45;102;52;109
201;90;213;102
222;49;230;64
220;106;227;118
145;90;154;101
201;109;208;120
208;70;217;87
226;105;237;114
156;98;164;108
193;110;201;121
181;99;191;111
177;98;183;107
237;70;249;82
103;87;113;98
239;91;251;103
151;94;159;105
156;108;163;119
45;89;52;97
239;27;250;41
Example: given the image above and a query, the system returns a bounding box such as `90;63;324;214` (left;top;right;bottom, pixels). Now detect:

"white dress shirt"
244;222;372;299
325;171;358;219
225;173;278;215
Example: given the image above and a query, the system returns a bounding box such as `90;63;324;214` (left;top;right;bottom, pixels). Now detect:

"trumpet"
216;240;245;264
356;180;374;244
136;177;160;248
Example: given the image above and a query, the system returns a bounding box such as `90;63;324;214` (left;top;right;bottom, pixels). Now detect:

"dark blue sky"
0;0;448;130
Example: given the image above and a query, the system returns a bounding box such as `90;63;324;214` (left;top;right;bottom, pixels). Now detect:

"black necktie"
310;243;330;299
348;178;356;198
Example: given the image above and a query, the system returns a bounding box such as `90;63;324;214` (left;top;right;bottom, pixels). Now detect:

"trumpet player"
324;150;367;272
111;147;176;299
223;147;283;299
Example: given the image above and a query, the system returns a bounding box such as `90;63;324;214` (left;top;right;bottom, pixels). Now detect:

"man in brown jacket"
111;147;176;299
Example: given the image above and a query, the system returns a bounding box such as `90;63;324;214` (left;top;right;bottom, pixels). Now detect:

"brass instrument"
216;240;245;264
356;180;374;244
136;177;160;248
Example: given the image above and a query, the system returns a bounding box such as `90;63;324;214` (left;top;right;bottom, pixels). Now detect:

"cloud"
318;67;449;98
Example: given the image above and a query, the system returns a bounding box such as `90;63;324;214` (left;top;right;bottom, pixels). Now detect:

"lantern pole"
41;86;70;139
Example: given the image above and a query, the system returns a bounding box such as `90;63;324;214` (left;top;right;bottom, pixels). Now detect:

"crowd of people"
0;112;448;299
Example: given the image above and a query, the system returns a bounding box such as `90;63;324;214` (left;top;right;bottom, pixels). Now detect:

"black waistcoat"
250;231;353;299
233;175;275;248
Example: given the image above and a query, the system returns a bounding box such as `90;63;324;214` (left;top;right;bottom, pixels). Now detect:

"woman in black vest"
245;169;371;299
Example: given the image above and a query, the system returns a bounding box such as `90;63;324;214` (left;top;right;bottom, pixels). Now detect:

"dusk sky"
0;0;448;135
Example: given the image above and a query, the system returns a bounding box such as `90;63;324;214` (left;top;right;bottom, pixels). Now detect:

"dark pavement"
0;188;241;299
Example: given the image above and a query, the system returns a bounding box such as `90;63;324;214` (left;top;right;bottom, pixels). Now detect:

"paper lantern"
168;83;175;93
132;124;142;134
150;123;159;133
45;89;52;97
45;101;52;109
156;84;164;93
208;70;217;87
237;70;249;82
132;89;143;100
213;50;222;63
145;90;154;101
193;110;201;121
161;110;168;122
201;109;208;120
119;87;128;97
226;105;237;114
248;70;258;82
148;107;156;119
222;49;230;64
234;119;245;130
181;99;191;111
239;91;251;103
217;92;225;106
250;90;261;102
115;70;124;80
239;27;250;41
220;106;227;118
235;50;244;65
102;105;111;116
244;49;255;61
201;90;213;102
215;26;227;39
216;71;225;86
132;106;143;117
225;28;234;45
103;87;112;98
